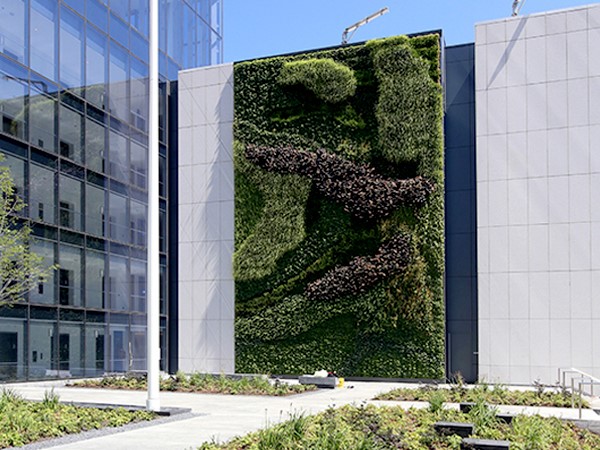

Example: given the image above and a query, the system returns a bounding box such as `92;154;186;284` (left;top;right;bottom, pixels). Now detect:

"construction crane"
342;7;390;45
512;0;527;16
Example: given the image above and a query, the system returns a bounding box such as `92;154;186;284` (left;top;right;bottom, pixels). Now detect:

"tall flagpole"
146;0;160;412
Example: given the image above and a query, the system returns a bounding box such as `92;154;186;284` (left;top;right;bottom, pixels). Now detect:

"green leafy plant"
0;157;57;305
279;58;357;103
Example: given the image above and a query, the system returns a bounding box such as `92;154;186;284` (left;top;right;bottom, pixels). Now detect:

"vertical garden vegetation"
233;34;444;378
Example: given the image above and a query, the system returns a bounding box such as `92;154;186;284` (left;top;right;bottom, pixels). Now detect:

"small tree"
0;159;55;306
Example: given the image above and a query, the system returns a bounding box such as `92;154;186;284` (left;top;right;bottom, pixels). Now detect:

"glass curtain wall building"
0;0;222;381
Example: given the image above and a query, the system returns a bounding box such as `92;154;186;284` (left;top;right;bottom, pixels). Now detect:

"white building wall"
177;63;235;373
476;4;600;384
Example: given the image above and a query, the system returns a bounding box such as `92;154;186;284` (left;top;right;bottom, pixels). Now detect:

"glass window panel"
59;105;83;163
29;164;55;224
108;191;128;242
59;175;83;231
85;26;107;109
130;30;148;64
30;0;57;81
182;4;196;69
129;0;148;36
85;250;105;309
109;0;128;21
29;320;57;378
58;245;82;307
0;153;25;203
159;208;166;253
166;0;181;64
158;0;166;52
130;199;146;247
85;117;106;172
0;63;27;140
159;263;166;315
63;0;84;16
129;57;148;132
0;317;27;380
158;81;166;142
108;42;128;122
87;0;108;33
85;183;105;236
197;22;210;67
109;13;129;48
130;140;147;189
210;28;221;65
158;154;165;197
84;323;107;376
210;0;221;35
60;7;84;92
130;259;145;312
108;254;128;311
29;88;56;152
0;0;26;64
58;323;83;376
109;129;128;181
130;325;146;370
30;239;56;305
109;324;128;371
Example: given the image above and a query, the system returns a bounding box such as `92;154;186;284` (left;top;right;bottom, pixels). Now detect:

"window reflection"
0;0;26;64
130;259;146;312
108;192;128;242
85;183;105;236
59;175;83;231
58;244;82;307
130;57;148;132
31;0;57;81
85;324;107;376
29;320;57;378
0;62;27;140
59;105;83;163
108;254;128;311
85;117;105;172
60;7;84;92
1;153;26;204
0;316;27;380
58;323;84;376
130;140;147;189
130;0;149;36
29;88;56;152
30;164;55;224
108;42;128;122
85;250;105;309
30;240;56;305
130;199;147;247
85;27;107;109
109;130;128;182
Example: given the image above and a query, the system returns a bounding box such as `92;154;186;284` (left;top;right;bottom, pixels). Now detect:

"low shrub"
70;373;316;396
374;384;586;408
0;389;154;449
198;403;600;450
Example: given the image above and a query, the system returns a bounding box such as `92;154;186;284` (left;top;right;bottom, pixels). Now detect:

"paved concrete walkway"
6;380;600;449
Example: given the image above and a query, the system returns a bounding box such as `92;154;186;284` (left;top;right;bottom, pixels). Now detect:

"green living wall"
233;34;445;378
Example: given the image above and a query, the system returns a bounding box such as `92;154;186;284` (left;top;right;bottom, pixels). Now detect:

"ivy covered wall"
233;34;445;378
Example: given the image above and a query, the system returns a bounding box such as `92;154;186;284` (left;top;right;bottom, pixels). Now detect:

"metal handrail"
557;367;600;418
577;380;600;419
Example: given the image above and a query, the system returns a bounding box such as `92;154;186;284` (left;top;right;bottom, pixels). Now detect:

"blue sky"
224;0;595;62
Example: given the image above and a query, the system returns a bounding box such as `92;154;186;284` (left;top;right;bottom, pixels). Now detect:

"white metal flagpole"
146;0;160;412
